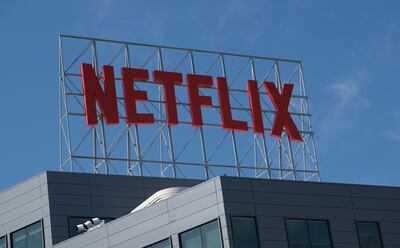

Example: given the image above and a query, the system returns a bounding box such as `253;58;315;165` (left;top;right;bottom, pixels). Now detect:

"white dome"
131;187;188;213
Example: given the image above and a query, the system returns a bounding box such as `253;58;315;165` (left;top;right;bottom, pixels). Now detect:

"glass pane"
150;238;171;248
26;222;43;248
201;221;222;248
12;228;27;248
286;220;309;248
180;227;202;248
308;221;331;248
357;222;383;248
232;217;259;248
0;236;6;248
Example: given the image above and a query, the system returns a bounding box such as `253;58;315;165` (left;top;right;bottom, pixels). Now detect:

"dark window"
286;219;332;248
356;222;383;248
146;238;171;248
232;217;259;248
179;220;222;248
11;221;43;248
68;217;114;237
0;236;6;248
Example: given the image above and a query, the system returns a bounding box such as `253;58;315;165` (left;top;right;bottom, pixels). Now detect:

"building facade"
0;171;399;248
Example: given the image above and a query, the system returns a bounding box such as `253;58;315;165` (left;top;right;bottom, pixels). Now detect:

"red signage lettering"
81;64;119;125
247;80;264;134
153;71;183;125
264;82;302;142
80;63;303;142
187;74;213;127
217;77;248;132
121;67;154;125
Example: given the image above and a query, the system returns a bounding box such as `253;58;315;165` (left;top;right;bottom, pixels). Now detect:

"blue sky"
0;0;399;190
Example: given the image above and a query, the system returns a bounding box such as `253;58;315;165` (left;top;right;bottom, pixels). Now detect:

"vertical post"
299;64;320;181
158;52;164;177
189;51;209;179
158;48;177;178
299;64;306;180
125;44;143;176
250;58;271;179
59;36;74;172
124;44;132;175
59;36;63;172
274;61;283;179
133;126;143;176
220;55;241;177
92;40;109;174
275;61;296;180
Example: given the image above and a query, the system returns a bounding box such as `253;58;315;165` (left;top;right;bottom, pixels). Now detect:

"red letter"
187;74;213;127
81;63;119;126
121;68;154;125
264;82;302;142
247;80;264;134
216;77;248;131
152;71;183;125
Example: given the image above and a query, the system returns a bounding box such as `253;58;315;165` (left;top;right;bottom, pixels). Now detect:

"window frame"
230;215;260;248
178;218;224;248
145;237;171;248
284;218;333;248
355;221;384;248
10;220;44;248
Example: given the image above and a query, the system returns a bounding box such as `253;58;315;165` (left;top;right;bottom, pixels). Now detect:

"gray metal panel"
380;221;400;233
88;174;144;188
47;183;91;195
46;171;89;185
82;239;109;248
113;225;171;248
350;184;400;199
0;174;44;204
330;244;358;248
0;208;43;235
0;187;42;215
251;178;352;196
0;173;49;238
253;191;354;208
89;185;144;198
259;240;288;248
352;197;400;210
219;177;400;248
169;204;221;234
108;211;170;247
107;201;169;236
256;216;285;229
331;231;359;244
353;209;400;222
329;219;357;232
257;227;287;241
168;193;218;221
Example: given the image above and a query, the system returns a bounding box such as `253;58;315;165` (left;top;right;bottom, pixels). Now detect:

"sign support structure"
59;34;320;181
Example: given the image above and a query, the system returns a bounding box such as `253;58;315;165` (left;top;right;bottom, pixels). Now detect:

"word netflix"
80;63;303;142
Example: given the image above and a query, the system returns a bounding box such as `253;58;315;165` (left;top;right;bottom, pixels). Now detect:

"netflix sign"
80;63;303;142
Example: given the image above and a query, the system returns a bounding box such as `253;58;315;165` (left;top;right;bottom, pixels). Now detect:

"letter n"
81;63;119;125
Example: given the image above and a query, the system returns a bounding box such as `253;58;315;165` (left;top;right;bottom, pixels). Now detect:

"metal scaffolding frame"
59;34;320;181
